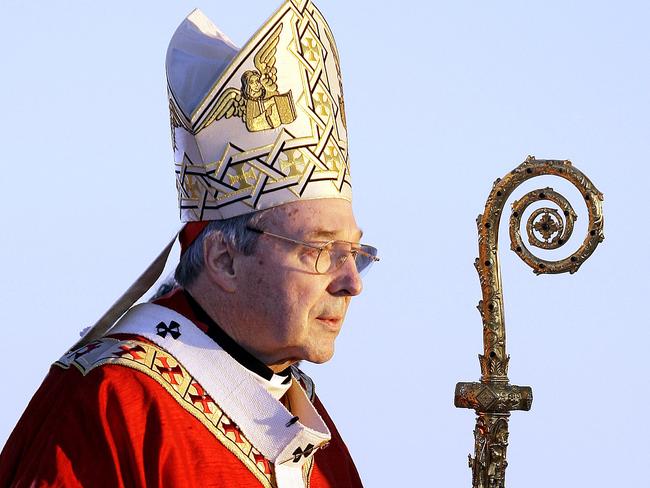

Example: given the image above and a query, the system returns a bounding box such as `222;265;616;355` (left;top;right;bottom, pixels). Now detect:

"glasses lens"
355;245;378;276
316;242;379;276
315;245;332;274
317;241;351;274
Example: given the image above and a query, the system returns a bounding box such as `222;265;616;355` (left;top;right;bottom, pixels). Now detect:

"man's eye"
299;247;320;259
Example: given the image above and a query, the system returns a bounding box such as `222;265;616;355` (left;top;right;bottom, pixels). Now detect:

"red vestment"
0;291;363;487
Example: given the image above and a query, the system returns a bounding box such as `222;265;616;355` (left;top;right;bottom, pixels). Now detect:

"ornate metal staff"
454;156;604;487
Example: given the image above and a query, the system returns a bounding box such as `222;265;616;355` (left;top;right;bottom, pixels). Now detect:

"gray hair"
174;210;269;288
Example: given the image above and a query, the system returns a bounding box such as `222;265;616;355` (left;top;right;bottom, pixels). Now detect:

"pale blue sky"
1;1;648;486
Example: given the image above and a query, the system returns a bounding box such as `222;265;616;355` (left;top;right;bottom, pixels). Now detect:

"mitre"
167;0;352;222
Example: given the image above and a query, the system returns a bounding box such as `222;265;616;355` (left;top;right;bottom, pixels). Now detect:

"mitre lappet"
75;0;352;348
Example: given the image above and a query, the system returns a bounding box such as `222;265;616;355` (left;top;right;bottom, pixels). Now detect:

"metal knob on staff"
454;156;604;488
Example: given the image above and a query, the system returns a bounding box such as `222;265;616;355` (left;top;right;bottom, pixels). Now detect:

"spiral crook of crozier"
474;156;605;381
508;169;604;275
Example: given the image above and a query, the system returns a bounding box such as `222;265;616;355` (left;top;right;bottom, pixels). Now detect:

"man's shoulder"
56;335;276;482
2;336;275;488
56;334;179;380
54;335;202;411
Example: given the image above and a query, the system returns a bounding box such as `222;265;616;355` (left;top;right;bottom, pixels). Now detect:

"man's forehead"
264;199;361;238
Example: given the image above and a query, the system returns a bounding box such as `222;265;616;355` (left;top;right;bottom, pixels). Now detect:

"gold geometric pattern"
169;0;351;221
323;143;341;171
55;338;276;488
301;37;320;64
280;149;308;177
313;91;331;118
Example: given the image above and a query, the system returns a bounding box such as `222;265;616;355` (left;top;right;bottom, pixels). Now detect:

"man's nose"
328;254;363;297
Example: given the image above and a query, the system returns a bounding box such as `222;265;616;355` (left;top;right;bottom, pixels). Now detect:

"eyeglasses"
246;227;379;276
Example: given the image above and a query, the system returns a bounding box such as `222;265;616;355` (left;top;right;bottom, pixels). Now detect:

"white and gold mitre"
167;0;351;222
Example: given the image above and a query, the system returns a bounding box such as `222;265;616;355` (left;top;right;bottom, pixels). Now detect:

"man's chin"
303;345;336;365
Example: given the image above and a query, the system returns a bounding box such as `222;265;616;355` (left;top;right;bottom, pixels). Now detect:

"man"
0;1;377;487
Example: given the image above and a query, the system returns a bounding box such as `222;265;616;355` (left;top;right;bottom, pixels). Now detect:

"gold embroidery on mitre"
323;25;347;132
227;163;259;190
200;24;297;133
55;338;277;488
280;149;308;177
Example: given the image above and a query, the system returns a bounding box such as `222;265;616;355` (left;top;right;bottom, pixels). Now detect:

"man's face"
232;198;363;370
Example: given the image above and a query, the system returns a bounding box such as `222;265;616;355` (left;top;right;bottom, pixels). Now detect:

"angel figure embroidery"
203;23;297;132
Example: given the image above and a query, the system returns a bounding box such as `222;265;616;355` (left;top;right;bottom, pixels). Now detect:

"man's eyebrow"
305;228;364;240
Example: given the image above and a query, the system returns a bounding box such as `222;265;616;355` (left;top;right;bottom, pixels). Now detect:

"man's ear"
202;232;237;293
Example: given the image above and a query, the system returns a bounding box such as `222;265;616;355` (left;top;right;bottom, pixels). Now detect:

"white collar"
250;368;292;400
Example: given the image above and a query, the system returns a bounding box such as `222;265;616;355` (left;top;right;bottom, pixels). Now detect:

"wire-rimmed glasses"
246;227;379;276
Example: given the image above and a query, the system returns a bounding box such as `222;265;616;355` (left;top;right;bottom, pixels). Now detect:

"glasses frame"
246;226;379;275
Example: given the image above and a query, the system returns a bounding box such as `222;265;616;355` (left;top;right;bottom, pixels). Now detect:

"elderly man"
0;1;377;487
